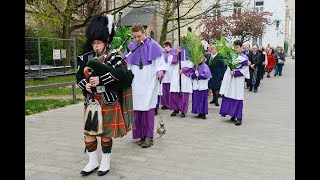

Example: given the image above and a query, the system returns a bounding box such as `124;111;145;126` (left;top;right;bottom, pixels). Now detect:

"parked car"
292;51;295;59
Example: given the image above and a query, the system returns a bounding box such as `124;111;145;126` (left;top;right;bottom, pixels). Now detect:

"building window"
256;1;264;6
275;21;280;30
255;6;263;12
255;0;264;12
233;7;242;15
208;8;221;20
233;1;242;16
207;4;221;20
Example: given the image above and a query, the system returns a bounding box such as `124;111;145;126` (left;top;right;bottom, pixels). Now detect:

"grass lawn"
25;75;83;115
25;74;83;96
25;98;82;116
25;75;77;86
25;86;83;96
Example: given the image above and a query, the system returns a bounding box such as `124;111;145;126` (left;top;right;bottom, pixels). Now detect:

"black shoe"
141;139;153;148
209;100;215;104
161;106;169;110
254;89;258;93
230;117;236;121
170;110;178;116
138;138;145;146
196;114;202;118
279;74;282;76
180;113;186;118
249;88;252;91
267;75;270;78
98;170;110;176
81;167;99;176
201;114;206;119
155;109;158;115
235;120;242;125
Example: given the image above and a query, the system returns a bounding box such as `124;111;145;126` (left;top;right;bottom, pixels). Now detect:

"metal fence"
25;37;77;78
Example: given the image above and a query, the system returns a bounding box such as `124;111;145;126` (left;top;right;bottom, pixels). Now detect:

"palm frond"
214;37;241;70
109;26;132;52
181;32;204;68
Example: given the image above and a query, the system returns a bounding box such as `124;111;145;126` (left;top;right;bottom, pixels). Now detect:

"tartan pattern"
85;139;97;152
101;139;113;154
84;94;127;138
121;87;135;131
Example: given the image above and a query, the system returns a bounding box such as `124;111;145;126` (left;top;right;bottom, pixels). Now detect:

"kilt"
121;87;135;132
84;90;133;138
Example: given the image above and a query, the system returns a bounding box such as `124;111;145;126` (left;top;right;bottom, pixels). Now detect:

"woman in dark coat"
205;45;226;106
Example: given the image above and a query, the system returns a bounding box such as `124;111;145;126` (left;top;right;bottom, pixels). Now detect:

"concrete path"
25;58;295;180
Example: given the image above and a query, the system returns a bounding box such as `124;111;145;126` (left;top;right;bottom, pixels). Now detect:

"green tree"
26;0;138;66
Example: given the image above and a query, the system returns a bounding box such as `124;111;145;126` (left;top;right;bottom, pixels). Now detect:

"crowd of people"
76;15;287;176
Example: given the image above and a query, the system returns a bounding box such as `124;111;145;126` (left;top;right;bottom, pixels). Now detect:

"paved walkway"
25;58;295;180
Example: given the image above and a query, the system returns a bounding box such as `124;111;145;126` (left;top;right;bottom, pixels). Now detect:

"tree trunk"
159;0;174;45
159;18;169;45
62;0;73;73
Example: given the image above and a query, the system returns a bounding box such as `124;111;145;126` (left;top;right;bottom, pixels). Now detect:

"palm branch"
109;26;132;52
214;37;241;71
181;32;204;68
181;32;204;82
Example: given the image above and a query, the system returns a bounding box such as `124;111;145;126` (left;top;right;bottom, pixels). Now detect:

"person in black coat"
248;44;262;93
257;47;266;83
205;45;226;106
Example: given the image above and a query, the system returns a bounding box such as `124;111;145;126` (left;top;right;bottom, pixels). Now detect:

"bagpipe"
85;12;144;89
86;40;144;89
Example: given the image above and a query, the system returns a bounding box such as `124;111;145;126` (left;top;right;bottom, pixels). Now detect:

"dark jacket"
242;50;253;62
76;51;127;105
274;51;286;63
251;51;262;67
258;50;266;64
205;53;226;90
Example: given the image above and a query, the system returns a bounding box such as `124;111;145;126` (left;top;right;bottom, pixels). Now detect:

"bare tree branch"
170;0;183;15
69;0;138;33
69;15;92;33
107;0;137;15
178;0;201;18
48;0;62;14
167;18;199;33
168;0;221;21
128;1;149;8
75;0;90;8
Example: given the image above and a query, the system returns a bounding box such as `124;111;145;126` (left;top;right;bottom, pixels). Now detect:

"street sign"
53;49;61;60
61;49;66;58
